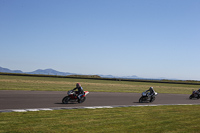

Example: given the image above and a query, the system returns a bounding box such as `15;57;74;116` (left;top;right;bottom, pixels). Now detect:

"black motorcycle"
139;91;158;103
189;90;200;99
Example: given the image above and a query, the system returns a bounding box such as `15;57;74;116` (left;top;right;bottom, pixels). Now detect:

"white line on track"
26;109;40;111
12;110;27;112
39;108;53;111
1;103;200;113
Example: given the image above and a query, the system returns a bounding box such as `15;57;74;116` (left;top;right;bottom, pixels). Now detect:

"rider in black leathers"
196;89;200;98
73;83;84;99
146;87;155;97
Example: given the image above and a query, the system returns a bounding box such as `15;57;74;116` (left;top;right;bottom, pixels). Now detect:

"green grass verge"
1;105;200;132
0;75;199;94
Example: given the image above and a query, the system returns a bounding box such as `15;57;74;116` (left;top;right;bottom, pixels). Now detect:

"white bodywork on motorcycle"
85;91;89;95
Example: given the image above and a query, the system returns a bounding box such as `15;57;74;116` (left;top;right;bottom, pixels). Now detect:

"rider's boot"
77;95;80;100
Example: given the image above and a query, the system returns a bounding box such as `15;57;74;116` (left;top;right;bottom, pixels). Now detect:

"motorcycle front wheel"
139;97;143;103
62;96;70;104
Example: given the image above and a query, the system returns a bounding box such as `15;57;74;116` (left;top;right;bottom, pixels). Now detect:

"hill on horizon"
0;66;142;79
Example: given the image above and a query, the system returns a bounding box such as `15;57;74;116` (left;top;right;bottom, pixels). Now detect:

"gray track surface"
0;90;199;111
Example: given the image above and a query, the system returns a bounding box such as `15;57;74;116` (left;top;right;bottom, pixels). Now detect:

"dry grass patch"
0;75;199;93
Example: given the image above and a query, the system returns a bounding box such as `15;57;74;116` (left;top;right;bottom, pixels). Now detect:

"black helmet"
76;83;81;88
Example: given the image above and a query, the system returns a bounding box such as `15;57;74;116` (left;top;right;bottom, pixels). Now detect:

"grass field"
1;105;200;132
1;74;200;132
0;75;199;94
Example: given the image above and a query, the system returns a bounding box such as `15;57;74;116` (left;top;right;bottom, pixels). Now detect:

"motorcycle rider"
146;87;155;97
196;89;200;98
73;83;84;100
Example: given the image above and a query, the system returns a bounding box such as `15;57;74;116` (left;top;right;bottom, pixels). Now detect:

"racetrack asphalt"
0;90;199;112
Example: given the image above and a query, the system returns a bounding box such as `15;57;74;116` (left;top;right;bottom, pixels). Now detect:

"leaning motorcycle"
62;90;89;104
189;90;200;99
139;91;158;103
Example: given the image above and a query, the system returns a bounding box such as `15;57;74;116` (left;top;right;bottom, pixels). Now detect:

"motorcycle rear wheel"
150;96;155;102
62;96;70;104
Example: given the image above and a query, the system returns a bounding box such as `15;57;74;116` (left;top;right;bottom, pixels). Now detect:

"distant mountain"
121;75;139;79
0;66;159;80
99;75;116;78
27;68;75;76
0;66;23;73
99;74;141;79
0;67;74;76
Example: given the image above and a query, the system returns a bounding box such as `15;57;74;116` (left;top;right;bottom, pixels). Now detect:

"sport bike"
189;90;200;99
62;90;89;104
139;91;158;103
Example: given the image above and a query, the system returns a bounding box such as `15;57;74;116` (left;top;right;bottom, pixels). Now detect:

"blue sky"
1;0;200;80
